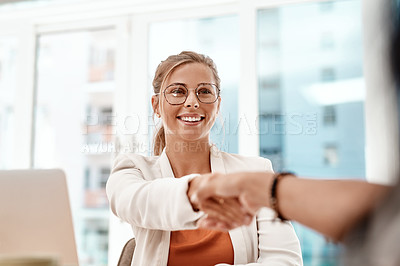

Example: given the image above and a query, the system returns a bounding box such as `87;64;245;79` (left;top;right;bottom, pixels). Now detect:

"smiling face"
152;62;221;146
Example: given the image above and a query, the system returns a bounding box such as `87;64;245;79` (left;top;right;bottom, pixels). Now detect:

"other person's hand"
189;172;276;229
188;174;254;229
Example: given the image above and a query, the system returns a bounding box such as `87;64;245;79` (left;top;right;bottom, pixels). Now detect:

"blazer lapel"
159;150;175;178
210;146;250;264
210;145;226;173
160;146;224;177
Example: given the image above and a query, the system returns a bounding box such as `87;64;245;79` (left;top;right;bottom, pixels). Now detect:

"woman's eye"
198;88;212;94
170;87;186;95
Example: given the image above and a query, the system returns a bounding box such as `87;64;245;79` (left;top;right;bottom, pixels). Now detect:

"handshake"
187;172;293;231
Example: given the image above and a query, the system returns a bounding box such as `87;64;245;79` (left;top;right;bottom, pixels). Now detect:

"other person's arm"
192;172;391;241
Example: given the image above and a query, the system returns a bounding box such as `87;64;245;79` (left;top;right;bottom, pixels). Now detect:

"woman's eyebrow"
167;82;214;87
167;82;186;86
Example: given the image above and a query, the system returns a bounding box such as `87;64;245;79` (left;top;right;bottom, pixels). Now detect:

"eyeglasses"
159;83;220;105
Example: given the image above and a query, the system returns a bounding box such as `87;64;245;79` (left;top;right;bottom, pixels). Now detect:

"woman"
106;51;302;265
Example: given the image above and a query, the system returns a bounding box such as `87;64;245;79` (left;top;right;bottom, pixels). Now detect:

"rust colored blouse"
167;228;234;266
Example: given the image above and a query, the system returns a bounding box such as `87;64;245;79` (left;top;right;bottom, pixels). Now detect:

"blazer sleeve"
106;154;204;231
218;157;303;266
252;158;303;265
252;208;303;265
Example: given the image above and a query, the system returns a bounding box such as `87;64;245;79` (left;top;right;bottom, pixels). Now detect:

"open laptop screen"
0;169;79;265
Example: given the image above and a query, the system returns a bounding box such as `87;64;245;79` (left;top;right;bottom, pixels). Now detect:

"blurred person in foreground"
189;2;400;266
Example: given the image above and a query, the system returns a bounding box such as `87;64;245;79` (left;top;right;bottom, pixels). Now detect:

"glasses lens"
165;84;187;104
197;84;218;103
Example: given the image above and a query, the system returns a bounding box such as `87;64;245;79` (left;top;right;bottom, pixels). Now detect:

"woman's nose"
184;90;199;108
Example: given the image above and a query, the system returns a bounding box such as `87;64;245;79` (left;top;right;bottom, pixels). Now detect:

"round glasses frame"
157;83;220;105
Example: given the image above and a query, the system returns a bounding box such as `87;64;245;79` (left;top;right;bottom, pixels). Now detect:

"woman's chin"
180;133;208;142
168;133;210;145
165;127;211;146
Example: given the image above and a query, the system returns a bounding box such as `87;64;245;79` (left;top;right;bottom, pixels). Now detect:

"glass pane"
257;0;364;264
148;15;240;153
33;29;116;266
0;37;17;169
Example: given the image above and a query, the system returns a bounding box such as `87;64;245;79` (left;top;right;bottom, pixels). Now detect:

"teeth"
180;116;201;122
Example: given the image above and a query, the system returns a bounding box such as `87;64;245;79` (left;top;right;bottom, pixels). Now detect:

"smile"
177;115;205;123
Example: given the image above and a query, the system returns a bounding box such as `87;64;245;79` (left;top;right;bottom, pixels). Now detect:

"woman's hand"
188;172;276;230
188;174;253;229
192;172;274;214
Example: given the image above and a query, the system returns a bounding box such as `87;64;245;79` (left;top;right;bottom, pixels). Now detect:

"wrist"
187;176;201;212
244;172;273;210
270;172;296;221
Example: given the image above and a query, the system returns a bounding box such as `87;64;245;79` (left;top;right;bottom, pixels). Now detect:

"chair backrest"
117;238;136;266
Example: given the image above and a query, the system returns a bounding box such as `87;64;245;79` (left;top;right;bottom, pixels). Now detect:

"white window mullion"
13;24;36;168
238;0;259;156
112;17;137;153
128;14;150;155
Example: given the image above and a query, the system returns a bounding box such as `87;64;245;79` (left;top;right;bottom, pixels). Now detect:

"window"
259;76;281;90
323;105;336;125
321;67;336;82
100;167;110;188
257;0;365;264
33;29;116;266
324;144;339;166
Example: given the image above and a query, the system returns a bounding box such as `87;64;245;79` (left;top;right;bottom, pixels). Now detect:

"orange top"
167;229;234;266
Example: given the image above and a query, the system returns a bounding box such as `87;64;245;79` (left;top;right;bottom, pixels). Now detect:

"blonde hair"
152;51;220;155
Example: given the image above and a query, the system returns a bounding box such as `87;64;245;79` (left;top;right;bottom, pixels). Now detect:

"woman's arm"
106;154;203;230
253;208;302;266
106;155;247;231
214;208;302;266
193;172;392;241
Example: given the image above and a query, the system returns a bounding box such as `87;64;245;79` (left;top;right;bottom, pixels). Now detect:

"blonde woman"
106;51;302;266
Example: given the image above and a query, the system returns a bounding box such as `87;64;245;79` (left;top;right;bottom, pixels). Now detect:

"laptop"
0;169;79;265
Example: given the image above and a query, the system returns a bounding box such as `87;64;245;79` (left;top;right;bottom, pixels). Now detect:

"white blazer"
106;146;303;266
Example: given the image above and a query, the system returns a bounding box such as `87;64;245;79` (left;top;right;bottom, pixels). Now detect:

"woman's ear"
217;96;221;114
151;95;160;117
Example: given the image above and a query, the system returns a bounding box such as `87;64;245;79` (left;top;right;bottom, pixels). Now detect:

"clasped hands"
187;172;273;231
